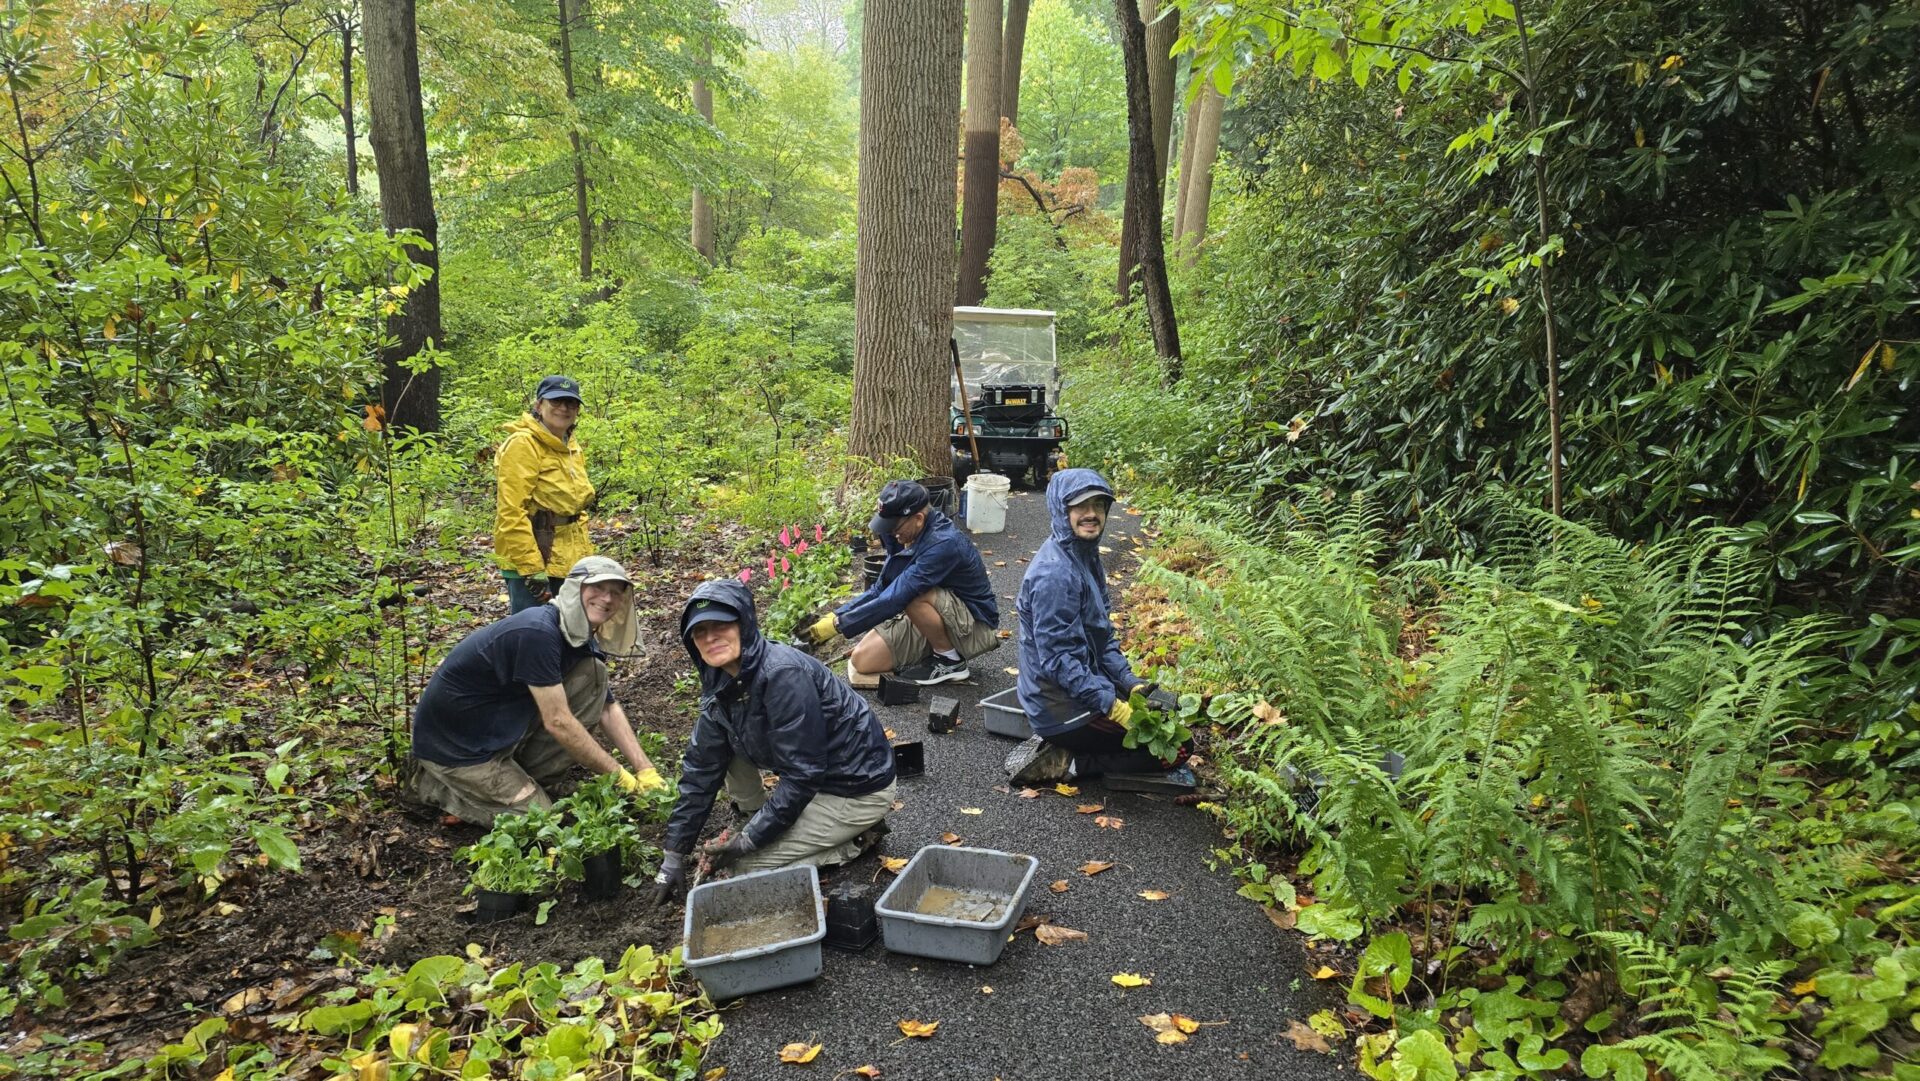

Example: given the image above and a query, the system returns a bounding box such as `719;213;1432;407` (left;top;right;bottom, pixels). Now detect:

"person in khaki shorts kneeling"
651;579;897;905
410;555;665;825
804;479;1000;686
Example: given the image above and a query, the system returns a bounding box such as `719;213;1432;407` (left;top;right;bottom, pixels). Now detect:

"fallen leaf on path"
996;630;1012;639
777;1043;822;1064
1034;924;1087;946
704;1069;729;1081
1048;880;1069;893
221;986;267;1014
884;728;896;740
993;560;1007;567
1112;973;1151;987
940;832;961;844
1075;803;1104;814
881;857;908;873
1284;1021;1331;1053
1014;914;1053;932
897;1020;939;1038
1003;667;1019;675
1054;783;1080;796
980;986;993;994
1093;815;1125;830
1017;788;1041;799
1138;1013;1187;1044
1312;965;1338;980
960;807;983;815
1081;861;1114;875
1139;890;1170;901
1264;906;1297;930
853;1068;881;1079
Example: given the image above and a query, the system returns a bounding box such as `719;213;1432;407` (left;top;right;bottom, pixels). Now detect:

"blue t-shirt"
411;605;605;767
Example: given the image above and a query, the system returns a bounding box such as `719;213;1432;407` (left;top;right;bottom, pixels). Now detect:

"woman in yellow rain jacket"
496;375;597;612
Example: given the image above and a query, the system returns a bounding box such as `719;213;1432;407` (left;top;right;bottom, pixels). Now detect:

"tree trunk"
339;9;359;195
1113;0;1180;369
1143;0;1176;183
1001;0;1029;127
1176;84;1223;263
364;0;442;431
850;0;965;474
557;0;592;282
690;48;715;264
1172;83;1203;244
955;0;1001;307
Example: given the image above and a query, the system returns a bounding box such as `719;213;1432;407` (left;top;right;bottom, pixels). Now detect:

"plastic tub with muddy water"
875;845;1039;966
682;864;826;1000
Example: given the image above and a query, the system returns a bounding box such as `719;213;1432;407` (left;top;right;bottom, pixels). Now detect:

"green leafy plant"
458;810;557;896
1122;690;1199;762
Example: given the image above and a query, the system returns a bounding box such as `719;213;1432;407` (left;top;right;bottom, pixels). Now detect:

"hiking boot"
1006;736;1073;784
1102;765;1199;795
897;656;971;686
851;820;891;857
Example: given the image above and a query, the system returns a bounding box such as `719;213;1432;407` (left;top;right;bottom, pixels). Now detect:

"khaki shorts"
872;587;1001;667
411;657;608;826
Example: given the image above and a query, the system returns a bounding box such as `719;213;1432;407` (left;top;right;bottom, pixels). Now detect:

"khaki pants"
412;658;609;826
873;587;1001;668
719;756;897;873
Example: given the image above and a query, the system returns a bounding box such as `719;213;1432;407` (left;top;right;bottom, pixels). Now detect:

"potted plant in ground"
1122;690;1200;763
459;815;554;923
549;776;643;901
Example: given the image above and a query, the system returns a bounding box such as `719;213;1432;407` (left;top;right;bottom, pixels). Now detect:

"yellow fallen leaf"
1049;879;1069;893
853;1068;880;1079
884;728;896;740
1054;783;1080;797
897;1019;939;1038
1094;815;1125;830
1138;1013;1186;1043
1075;803;1104;814
940;832;961;844
1035;924;1088;946
1791;978;1817;996
1003;667;1019;675
776;1042;822;1064
1081;861;1114;876
980;986;993;994
1017;787;1042;799
1172;1014;1201;1034
351;1050;388;1081
1112;972;1151;987
960;807;983;815
1312;965;1338;980
1139;890;1170;901
704;1069;729;1081
387;1023;423;1060
881;857;908;873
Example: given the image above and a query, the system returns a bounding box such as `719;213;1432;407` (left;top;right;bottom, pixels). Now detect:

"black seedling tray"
892;740;925;777
878;674;919;706
928;695;960;733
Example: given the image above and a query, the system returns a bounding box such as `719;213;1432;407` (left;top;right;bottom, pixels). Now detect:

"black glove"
700;830;757;870
649;851;687;907
1136;682;1180;712
527;576;555;603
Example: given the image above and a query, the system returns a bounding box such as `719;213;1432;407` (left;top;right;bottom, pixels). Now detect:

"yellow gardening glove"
616;768;642;794
807;614;839;645
634;767;666;793
1109;697;1133;729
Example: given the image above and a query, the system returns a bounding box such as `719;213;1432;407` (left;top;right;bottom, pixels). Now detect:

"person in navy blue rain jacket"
1009;468;1193;789
805;479;999;686
650;578;897;906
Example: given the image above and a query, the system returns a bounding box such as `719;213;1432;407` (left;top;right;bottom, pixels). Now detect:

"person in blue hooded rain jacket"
651;578;897;905
805;479;999;686
1009;469;1194;789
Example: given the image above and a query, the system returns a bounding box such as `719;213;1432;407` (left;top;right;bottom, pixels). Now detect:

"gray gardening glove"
649;851;688;907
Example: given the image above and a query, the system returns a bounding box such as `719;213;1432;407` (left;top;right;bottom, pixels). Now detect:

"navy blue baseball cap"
683;597;740;633
536;375;583;402
869;480;931;537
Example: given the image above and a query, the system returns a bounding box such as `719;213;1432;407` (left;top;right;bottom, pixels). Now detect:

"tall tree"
1001;0;1031;127
323;3;363;194
1172;80;1202;242
1113;0;1180;367
556;0;593;282
1118;0;1174;298
690;41;716;264
364;0;443;430
850;0;965;473
955;0;1003;306
1176;84;1223;261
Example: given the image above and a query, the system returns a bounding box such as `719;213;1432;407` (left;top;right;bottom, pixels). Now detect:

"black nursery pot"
474;888;527;924
861;552;887;587
581;849;623;901
824;881;879;951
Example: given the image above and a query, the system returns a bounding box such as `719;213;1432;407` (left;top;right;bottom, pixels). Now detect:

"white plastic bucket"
964;473;1011;533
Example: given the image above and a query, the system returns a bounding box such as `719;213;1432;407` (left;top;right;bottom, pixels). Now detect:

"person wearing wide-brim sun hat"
495;374;596;613
410;555;665;826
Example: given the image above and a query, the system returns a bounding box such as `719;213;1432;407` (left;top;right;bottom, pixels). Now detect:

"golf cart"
949;306;1068;487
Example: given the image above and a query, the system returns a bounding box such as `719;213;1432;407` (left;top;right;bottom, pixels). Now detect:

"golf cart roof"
953;306;1057;325
952;307;1059;403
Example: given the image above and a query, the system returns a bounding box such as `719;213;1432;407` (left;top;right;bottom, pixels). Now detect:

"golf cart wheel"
1028;455;1053;488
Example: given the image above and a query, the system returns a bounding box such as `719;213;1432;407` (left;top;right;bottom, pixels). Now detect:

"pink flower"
814;524;824;543
766;556;777;579
795;540;809;555
781;578;791;590
779;527;791;548
781;556;791;572
737;568;753;583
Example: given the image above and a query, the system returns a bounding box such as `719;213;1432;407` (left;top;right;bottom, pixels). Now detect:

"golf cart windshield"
952;307;1058;407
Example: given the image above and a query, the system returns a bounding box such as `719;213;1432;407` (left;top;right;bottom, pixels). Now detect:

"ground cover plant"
1117;489;1920;1078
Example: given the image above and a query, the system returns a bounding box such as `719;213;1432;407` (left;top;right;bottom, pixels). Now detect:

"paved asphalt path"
700;489;1346;1081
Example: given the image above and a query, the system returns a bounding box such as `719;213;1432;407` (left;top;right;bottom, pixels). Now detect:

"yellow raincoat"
494;415;596;579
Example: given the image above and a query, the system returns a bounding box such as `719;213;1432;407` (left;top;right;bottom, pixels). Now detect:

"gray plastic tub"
980;688;1034;739
682;864;826;1000
875;845;1039;966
